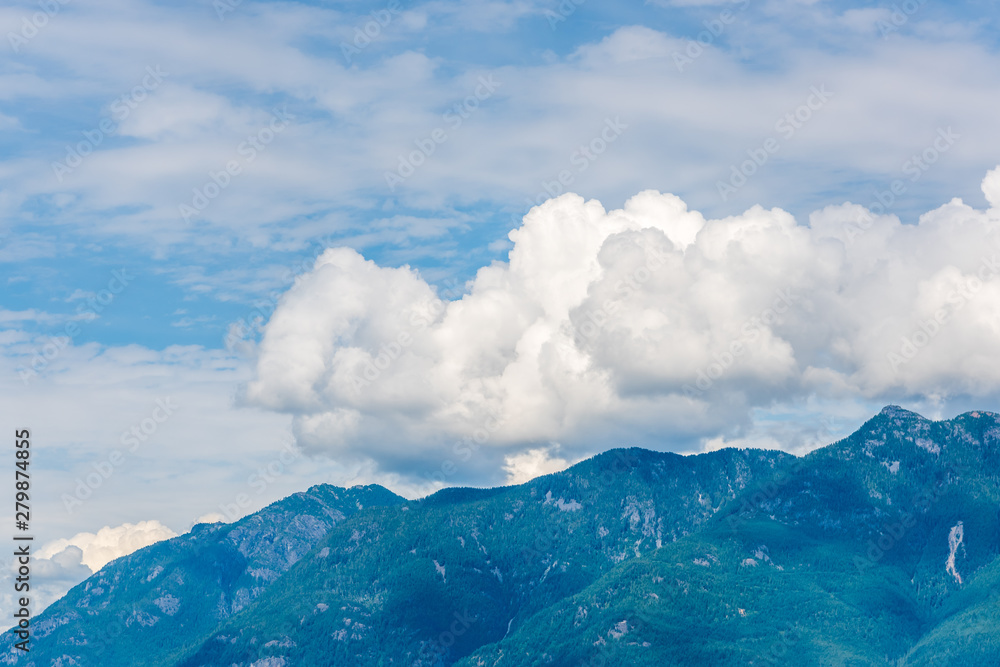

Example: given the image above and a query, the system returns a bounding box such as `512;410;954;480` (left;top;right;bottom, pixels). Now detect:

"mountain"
4;407;1000;665
173;447;789;667
0;484;406;666
461;407;1000;666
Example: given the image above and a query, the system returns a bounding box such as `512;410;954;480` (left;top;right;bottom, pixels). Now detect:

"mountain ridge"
5;406;1000;665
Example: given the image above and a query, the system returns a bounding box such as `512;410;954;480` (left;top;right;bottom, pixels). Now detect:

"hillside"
4;407;1000;665
0;484;405;666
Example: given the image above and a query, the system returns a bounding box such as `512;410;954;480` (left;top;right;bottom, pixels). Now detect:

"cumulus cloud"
0;546;92;630
0;521;176;627
245;167;1000;483
31;546;91;583
503;446;573;485
37;520;178;572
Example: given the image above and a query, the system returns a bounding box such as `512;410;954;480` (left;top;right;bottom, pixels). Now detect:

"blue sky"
2;0;1000;618
2;0;997;351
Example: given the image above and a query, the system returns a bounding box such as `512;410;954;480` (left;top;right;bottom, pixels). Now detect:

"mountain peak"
958;409;1000;420
878;404;927;420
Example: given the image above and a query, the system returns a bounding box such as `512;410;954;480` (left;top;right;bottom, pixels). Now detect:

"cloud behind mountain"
245;167;1000;481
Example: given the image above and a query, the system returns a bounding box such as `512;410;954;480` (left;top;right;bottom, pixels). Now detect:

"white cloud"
115;84;246;141
0;328;436;578
983;165;1000;209
837;8;890;34
2;6;999;249
31;546;91;583
245;167;1000;479
0;521;176;628
503;446;572;485
572;25;684;65
0;309;67;325
420;0;546;31
193;512;229;525
0;546;91;629
37;520;178;572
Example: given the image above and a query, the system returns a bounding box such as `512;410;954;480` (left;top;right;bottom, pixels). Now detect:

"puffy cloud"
37;521;178;572
245;167;1000;482
32;546;91;583
503;446;572;485
0;522;175;627
0;546;92;629
984;166;1000;209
